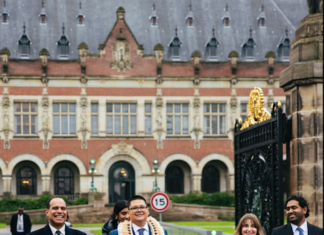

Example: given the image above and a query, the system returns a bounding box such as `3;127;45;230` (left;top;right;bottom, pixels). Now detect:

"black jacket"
271;222;323;235
26;223;86;235
102;220;118;235
10;213;32;235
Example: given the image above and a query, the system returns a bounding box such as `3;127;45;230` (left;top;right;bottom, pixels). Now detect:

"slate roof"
0;0;308;61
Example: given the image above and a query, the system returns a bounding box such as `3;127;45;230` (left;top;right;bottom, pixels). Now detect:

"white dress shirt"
291;220;308;235
132;222;149;235
17;214;24;232
49;223;66;235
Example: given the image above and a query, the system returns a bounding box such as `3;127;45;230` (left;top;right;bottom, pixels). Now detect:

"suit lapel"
44;224;53;235
285;223;294;235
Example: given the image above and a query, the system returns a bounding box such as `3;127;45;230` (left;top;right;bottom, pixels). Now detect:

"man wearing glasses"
110;195;168;235
27;196;86;235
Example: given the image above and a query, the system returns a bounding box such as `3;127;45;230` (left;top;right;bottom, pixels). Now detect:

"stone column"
41;176;51;193
191;175;201;193
279;12;323;226
2;176;12;192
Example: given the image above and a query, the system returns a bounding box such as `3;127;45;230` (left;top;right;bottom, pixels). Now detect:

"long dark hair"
110;200;128;221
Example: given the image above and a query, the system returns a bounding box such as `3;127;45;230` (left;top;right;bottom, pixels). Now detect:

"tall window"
188;17;193;26
203;103;226;135
170;38;181;57
17;167;37;195
278;38;290;60
78;15;83;24
54;167;74;195
165;165;184;194
91;103;98;134
14;102;38;135
41;14;46;23
201;165;220;193
167;103;189;135
145;103;152;134
260;18;265;26
2;13;7;23
240;103;248;122
53;103;76;135
152;16;157;25
245;39;254;57
58;36;69;56
106;103;137;135
224;17;229;26
19;35;30;56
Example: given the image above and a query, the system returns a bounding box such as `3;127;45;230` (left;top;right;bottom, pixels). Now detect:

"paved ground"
0;224;101;235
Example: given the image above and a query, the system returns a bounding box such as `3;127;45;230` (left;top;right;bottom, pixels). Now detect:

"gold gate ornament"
240;87;271;130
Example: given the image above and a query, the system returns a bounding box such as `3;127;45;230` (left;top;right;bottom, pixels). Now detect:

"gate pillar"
279;11;323;226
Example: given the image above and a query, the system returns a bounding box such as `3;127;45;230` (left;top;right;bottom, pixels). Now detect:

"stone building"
0;0;307;204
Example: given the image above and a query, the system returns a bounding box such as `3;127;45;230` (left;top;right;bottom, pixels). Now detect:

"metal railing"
160;222;223;235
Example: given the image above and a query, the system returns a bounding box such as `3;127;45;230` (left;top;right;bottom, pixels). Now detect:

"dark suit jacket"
271;222;323;235
10;213;32;234
110;223;168;235
26;223;87;235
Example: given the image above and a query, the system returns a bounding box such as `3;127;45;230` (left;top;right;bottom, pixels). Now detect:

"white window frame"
53;102;77;135
145;103;152;135
91;103;99;135
166;103;189;135
14;102;38;135
203;103;226;135
240;102;248;123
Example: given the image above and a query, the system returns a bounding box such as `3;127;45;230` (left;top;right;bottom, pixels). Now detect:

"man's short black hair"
46;196;66;209
286;195;310;218
128;195;147;208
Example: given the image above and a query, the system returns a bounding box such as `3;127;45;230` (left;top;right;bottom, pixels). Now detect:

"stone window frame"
19;35;31;58
14;101;39;136
106;102;137;135
166;103;189;136
52;102;77;136
91;102;99;135
203;102;227;135
57;35;70;58
145;103;152;135
240;102;248;123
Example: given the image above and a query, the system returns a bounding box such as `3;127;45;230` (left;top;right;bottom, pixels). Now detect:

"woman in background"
234;213;264;235
102;200;130;235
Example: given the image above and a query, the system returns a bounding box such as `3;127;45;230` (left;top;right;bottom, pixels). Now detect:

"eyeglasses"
129;206;147;212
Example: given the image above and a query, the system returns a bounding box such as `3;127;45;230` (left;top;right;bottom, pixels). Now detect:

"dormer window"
186;3;194;27
19;23;31;57
171;38;180;57
222;4;230;27
277;30;290;61
77;2;85;25
39;0;47;24
149;3;158;26
241;29;256;61
205;28;219;61
41;14;46;23
257;5;266;27
58;24;70;58
2;13;7;22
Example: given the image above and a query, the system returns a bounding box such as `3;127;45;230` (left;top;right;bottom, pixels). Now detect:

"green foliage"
170;192;235;207
0;223;6;228
0;194;72;212
265;50;276;58
73;197;88;205
154;43;164;51
228;50;239;58
205;227;236;234
217;212;235;221
191;50;202;58
39;48;50;56
78;42;88;50
0;47;11;56
91;230;102;235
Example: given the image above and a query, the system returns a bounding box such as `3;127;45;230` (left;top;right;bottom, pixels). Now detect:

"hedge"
170;192;235;207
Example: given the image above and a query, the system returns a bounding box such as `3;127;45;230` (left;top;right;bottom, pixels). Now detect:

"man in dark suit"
27;196;86;235
272;195;323;235
110;195;168;235
10;206;32;235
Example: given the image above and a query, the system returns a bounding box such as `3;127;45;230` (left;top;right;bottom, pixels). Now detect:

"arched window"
201;165;220;193
109;161;135;203
246;39;254;57
54;167;74;195
278;38;290;59
165;165;184;194
17;167;37;195
19;35;30;56
58;35;69;56
171;38;180;57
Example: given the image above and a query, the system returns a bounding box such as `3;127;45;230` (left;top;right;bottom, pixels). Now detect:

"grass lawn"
168;221;235;226
204;227;235;234
91;230;101;235
0;223;6;228
73;223;102;227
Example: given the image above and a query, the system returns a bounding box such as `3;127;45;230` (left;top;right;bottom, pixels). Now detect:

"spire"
23;22;26;34
42;0;44;8
249;26;252;37
261;4;264;11
175;26;178;36
212;26;215;37
62;23;65;35
79;1;82;9
285;27;288;37
225;3;228;11
189;2;192;11
3;0;5;7
153;3;155;10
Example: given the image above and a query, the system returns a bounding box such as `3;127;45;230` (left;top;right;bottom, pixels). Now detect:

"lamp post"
89;159;97;192
152;158;160;192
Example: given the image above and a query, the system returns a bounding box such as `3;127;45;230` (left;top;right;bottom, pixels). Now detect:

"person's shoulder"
67;227;87;235
109;228;119;235
26;227;46;235
272;223;290;234
308;222;323;232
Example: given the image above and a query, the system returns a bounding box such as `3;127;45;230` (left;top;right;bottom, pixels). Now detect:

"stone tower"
279;1;323;226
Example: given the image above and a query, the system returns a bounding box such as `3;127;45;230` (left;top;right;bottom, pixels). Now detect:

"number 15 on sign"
150;192;170;221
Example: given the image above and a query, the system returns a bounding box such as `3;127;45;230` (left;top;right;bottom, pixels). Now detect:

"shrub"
73;197;88;205
170;192;235;207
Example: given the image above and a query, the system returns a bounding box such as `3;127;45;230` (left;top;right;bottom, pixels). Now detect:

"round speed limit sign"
150;192;170;212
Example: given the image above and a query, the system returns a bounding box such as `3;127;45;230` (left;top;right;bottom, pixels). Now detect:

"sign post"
150;192;170;222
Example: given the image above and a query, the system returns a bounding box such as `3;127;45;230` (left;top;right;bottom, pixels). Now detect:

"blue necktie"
296;227;304;235
138;228;145;235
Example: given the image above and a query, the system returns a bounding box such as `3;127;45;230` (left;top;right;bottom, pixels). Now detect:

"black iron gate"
234;101;288;235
